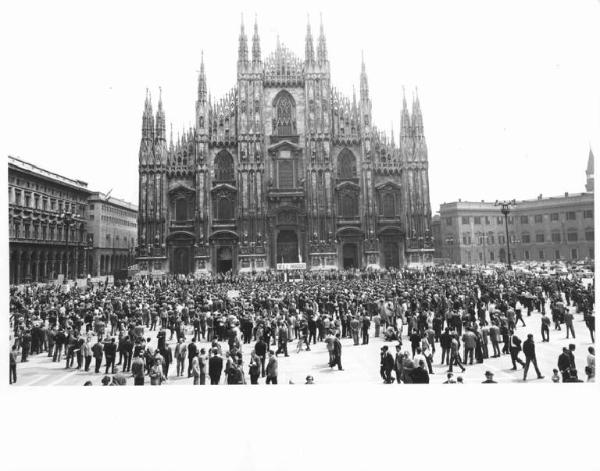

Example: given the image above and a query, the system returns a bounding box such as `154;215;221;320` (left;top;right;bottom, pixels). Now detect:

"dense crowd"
8;266;596;385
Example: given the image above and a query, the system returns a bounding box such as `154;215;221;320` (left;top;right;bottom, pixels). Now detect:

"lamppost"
59;211;79;281
495;199;516;270
445;235;455;264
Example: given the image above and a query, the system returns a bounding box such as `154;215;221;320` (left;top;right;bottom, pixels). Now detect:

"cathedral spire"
412;88;423;136
400;87;411;137
317;13;328;65
252;15;261;66
305;14;315;65
142;88;154;140
155;87;166;142
238;14;248;68
586;146;595;192
198;51;207;103
360;51;369;102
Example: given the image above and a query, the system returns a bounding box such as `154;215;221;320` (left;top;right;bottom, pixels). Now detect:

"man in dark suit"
331;333;343;370
254;337;268;377
557;347;572;382
187;340;198;377
440;328;452;365
92;338;104;373
509;330;525;370
380;346;394;383
104;338;117;374
411;360;430;383
161;343;173;378
265;350;278;384
208;348;223;385
522;334;544;381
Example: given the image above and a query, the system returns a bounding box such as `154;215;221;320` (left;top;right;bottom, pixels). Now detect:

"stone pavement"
11;306;594;386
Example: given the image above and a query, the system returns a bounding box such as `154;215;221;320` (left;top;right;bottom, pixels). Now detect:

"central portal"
277;230;299;263
172;247;192;274
216;246;233;273
343;243;359;269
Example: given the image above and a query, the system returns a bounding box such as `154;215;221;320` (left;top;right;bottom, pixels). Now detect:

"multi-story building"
8;156;91;283
439;149;595;265
86;192;138;276
137;18;433;275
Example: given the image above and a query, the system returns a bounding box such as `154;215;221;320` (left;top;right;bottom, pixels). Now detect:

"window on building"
34;195;39;209
534;215;543;223
571;248;578;260
474;216;481;225
551;232;561;242
175;198;188;221
382;193;395;217
338;149;357;180
89;214;94;221
550;213;559;221
585;228;594;241
214;151;235;181
538;250;544;260
508;216;514;224
584;209;593;219
25;193;31;207
567;231;578;242
489;251;494;261
566;211;576;221
520;216;528;224
524;250;530;260
498;234;505;245
522;233;531;243
216;195;234;220
488;233;495;244
555;249;560;260
589;247;594;259
485;216;490;225
446;218;452;226
42;199;48;211
278;160;294;188
536;233;545;243
273;91;296;136
90;204;94;210
496;216;503;224
461;216;470;224
15;190;21;206
479;252;483;261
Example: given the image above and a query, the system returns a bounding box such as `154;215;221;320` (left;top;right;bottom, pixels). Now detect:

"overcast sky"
2;0;599;212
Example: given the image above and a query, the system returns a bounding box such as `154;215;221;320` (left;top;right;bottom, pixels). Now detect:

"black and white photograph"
2;0;599;470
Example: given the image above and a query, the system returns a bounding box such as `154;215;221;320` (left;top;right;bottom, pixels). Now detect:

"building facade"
86;192;138;276
137;18;433;275
439;150;595;265
8;156;90;283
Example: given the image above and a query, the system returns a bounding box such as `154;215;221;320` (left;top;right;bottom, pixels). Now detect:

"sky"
2;0;599;213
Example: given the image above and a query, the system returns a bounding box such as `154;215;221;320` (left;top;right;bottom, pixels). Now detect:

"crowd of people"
8;265;595;385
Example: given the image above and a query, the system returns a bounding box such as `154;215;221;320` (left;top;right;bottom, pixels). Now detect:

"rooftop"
88;191;138;212
8;155;89;191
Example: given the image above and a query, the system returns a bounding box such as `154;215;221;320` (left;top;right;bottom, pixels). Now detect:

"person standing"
92;338;104;373
175;338;187;377
394;345;403;384
82;337;93;372
255;337;268;376
187;340;198;378
350;316;360;346
489;323;501;358
440;328;452;365
331;333;343;371
361;315;371;345
266;350;278;384
198;348;207;385
448;335;466;373
522;334;544;381
131;353;145;386
380;346;394;383
104;338;117;375
149;358;166;385
161;343;173;379
411;360;430;384
540;312;551;342
564;308;576;339
248;350;261;385
9;345;18;384
276;324;289;357
585;346;595;382
461;328;476;365
191;354;201;385
208;348;223;385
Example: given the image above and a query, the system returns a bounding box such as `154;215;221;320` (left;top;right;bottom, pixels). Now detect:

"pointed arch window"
382;193;395;217
216;195;234;220
338;149;357;180
339;192;359;218
214;151;234;182
273;91;296;136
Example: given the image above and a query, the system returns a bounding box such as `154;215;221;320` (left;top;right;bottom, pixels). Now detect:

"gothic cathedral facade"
137;18;433;275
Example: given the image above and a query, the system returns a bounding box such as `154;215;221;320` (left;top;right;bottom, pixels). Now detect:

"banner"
276;262;306;271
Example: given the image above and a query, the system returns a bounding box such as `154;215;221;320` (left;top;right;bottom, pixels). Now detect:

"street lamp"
445;235;455;264
59;211;79;281
495;199;516;270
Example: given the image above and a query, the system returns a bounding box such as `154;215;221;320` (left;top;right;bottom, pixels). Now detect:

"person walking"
198;348;207;385
82;337;93;372
249;350;261;384
104;338;117;375
509;330;525;370
255;337;268;376
448;335;465;373
585;346;595;382
191;354;201;385
489;323;501;357
266;350;278;384
522;334;544;381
